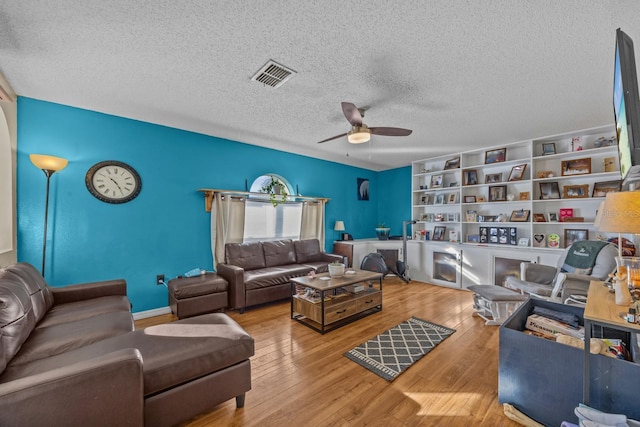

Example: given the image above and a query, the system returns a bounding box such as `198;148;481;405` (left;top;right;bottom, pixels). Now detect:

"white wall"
0;73;17;267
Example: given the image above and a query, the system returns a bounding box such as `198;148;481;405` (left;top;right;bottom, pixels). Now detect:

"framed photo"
533;213;547;222
547;212;559;222
508;164;527;181
561;157;591;176
485;147;506;164
519;191;530;200
463;169;478;186
563;184;589;199
592;180;622;197
539;182;560;199
464;195;477;203
485;173;502;184
510;209;530;222
432;226;447;241
430;174;443;189
448;193;457;204
542;142;556;156
518;237;530;247
444;157;460;170
488;185;507;202
467;234;480;243
435;194;445;205
564;229;589;248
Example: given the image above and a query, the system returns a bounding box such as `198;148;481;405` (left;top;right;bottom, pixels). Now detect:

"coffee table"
290;269;383;334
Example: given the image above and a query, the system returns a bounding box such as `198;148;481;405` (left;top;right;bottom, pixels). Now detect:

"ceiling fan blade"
317;132;348;144
341;102;363;126
369;127;413;137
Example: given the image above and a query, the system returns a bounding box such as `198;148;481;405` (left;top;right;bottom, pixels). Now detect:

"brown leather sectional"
217;239;343;312
0;262;254;427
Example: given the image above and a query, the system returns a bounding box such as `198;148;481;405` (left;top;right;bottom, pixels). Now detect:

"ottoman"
468;285;528;326
168;273;229;319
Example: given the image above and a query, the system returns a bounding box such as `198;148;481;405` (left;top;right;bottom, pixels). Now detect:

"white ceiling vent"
251;60;296;88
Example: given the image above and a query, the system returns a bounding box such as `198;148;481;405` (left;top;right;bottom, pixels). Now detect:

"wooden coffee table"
290;269;383;334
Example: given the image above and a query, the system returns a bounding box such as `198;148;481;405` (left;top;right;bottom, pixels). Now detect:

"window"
244;174;301;242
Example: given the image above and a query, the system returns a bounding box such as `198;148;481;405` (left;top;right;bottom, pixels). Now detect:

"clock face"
85;161;141;203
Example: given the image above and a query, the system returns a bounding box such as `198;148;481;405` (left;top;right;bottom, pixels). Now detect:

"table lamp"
596;191;640;258
334;220;345;241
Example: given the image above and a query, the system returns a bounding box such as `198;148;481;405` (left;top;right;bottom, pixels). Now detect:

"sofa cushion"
36;295;131;329
225;242;266;271
294;239;323;263
263;239;297;267
0;313;254;397
8;311;134;367
0;263;53;323
244;265;312;290
0;280;37;374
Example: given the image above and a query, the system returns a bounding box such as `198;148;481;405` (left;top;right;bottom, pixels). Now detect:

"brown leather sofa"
217;239;342;312
0;262;254;427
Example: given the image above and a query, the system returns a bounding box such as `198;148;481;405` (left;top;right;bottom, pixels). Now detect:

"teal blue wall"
17;97;410;312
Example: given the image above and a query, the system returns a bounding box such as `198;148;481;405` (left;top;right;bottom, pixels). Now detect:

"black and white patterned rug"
344;317;456;381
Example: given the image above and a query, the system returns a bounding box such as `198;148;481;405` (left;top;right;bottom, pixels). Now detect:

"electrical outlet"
156;274;165;285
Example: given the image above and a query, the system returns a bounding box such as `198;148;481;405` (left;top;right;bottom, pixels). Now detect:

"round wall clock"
85;160;142;204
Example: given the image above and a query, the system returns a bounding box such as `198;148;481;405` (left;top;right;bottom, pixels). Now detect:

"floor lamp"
30;154;68;277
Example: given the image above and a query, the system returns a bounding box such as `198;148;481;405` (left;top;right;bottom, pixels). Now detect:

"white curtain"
300;200;325;246
211;193;246;268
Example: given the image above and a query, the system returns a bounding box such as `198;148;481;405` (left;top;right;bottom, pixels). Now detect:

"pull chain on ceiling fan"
317;102;413;144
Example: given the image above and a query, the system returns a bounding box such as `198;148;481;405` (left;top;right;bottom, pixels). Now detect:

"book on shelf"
343;283;366;293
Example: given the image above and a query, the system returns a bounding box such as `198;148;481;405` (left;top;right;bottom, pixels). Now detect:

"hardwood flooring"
135;278;521;426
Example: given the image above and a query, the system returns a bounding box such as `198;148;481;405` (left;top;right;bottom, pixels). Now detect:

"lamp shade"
29;154;68;172
334;220;345;231
596;192;640;233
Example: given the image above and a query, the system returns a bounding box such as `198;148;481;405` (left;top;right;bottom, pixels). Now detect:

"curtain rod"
197;188;329;212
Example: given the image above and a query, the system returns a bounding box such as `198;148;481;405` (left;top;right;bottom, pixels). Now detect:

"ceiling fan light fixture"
347;127;371;144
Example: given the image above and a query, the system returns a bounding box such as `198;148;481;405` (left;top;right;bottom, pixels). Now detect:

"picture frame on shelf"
533;213;547;222
464;195;477;203
485;147;506;164
467;234;480;243
485;173;502;184
571;136;583;152
435;194;445;205
518;237;530;247
448;193;457;204
561;158;591;176
424;194;433;205
508;164;527;181
463;169;478;186
466;210;477;222
432;226;447;241
510;209;530;222
603;157;617;173
430;174;443;188
539;182;561;199
533;234;546;247
488;185;507;202
564;229;588;248
542;142;556;156
559;208;573;222
547;212;559;222
592;180;622;197
444;157;460;170
519;191;530;200
563;184;589;199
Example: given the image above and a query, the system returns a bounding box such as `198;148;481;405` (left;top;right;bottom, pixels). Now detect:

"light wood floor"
135;278;521;427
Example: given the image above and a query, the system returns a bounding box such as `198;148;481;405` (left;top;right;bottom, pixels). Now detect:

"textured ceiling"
1;1;639;171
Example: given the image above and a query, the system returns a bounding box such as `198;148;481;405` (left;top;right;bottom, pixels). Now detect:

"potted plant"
261;176;288;207
328;260;345;277
375;223;391;240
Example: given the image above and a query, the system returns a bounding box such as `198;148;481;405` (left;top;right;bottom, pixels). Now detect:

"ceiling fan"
317;102;413;144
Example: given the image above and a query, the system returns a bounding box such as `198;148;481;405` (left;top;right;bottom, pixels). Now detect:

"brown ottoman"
168;273;228;319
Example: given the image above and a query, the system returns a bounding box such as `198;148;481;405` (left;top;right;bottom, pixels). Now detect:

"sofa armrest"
51;279;127;305
521;263;557;285
559;273;602;301
0;348;144;426
320;253;344;263
217;264;246;310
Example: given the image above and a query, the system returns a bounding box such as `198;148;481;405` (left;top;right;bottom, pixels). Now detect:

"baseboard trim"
133;306;171;320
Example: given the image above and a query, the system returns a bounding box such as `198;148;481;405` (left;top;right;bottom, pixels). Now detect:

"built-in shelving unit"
411;125;621;251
